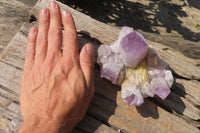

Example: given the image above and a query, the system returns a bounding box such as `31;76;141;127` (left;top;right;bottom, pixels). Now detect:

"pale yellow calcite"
122;59;148;89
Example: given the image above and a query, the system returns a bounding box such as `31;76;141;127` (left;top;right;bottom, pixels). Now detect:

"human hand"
19;2;94;133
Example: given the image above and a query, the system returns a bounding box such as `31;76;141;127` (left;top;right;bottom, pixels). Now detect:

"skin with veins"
19;2;94;133
47;75;55;98
30;72;45;93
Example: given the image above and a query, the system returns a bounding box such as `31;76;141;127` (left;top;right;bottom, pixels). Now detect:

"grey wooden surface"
62;0;200;60
0;0;200;132
0;0;32;55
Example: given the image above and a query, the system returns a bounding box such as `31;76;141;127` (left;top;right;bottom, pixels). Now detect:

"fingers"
24;27;38;74
35;8;50;64
62;11;79;59
79;43;94;87
46;2;62;60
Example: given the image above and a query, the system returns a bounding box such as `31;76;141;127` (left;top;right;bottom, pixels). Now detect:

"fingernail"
50;2;56;9
87;44;94;55
63;11;70;17
29;27;37;36
41;8;48;16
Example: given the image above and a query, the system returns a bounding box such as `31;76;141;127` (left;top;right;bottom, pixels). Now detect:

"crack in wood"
172;70;193;81
20;30;28;37
87;112;129;133
174;113;200;128
0;93;19;105
0;61;23;71
0;84;19;96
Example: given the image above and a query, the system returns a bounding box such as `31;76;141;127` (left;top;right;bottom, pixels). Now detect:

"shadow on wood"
136;100;159;119
61;0;200;42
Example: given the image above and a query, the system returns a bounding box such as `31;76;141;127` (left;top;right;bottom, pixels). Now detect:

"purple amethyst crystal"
97;44;124;83
120;32;148;67
97;26;174;106
121;84;144;106
150;77;171;100
147;48;168;70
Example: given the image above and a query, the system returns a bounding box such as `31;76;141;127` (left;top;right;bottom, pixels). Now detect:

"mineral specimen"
97;26;174;106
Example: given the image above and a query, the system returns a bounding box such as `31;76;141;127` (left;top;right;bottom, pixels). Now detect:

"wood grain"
0;0;30;55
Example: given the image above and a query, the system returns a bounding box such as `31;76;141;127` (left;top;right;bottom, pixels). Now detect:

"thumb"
79;43;94;87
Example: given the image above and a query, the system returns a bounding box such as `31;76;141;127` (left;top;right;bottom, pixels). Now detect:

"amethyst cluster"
97;27;174;106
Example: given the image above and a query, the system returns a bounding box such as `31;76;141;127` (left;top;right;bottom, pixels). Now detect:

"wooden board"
0;0;199;132
61;0;200;60
0;0;31;55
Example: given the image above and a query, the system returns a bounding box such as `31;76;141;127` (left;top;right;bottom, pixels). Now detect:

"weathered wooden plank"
0;0;30;55
0;96;10;107
88;93;199;133
93;71;200;132
140;31;200;60
63;0;200;59
0;61;22;94
147;41;200;80
0;114;10;132
77;115;118;133
174;79;200;106
0;31;28;69
0;86;19;104
0;106;22;133
155;92;200;121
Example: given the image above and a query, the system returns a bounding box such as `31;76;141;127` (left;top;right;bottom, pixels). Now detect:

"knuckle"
26;49;35;58
49;28;62;36
65;32;77;40
39;16;48;23
28;36;35;43
37;34;47;43
62;58;74;70
46;52;56;64
61;57;79;75
80;56;92;65
81;62;93;71
50;10;60;16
